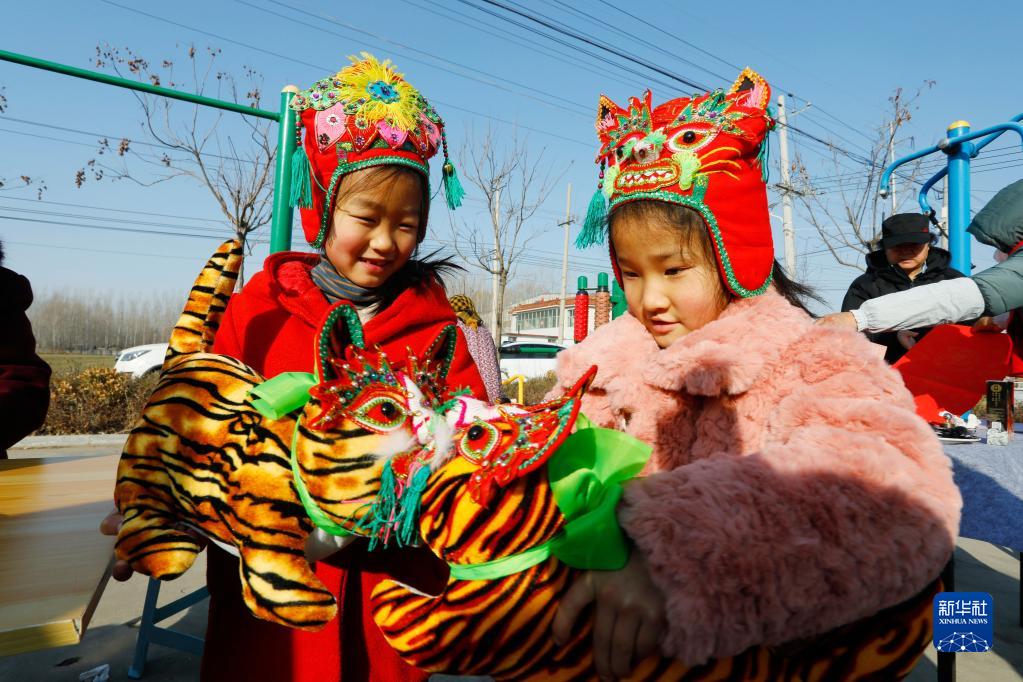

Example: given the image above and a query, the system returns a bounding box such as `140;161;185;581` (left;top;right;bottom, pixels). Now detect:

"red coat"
202;252;486;682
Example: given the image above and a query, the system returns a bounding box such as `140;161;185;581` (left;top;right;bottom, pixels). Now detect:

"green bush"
40;368;159;435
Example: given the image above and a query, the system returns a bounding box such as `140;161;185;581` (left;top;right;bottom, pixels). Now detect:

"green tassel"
363;461;399;550
756;134;770;183
289;145;313;209
393;465;432;548
575;188;608;249
442;162;465;210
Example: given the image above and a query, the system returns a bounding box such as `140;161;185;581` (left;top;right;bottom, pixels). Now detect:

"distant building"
503;294;595;345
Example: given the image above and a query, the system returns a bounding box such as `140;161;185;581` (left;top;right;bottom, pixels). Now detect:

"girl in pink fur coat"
550;70;960;680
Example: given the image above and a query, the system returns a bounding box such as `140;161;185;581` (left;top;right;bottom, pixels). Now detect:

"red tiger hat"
577;68;776;297
288;53;464;248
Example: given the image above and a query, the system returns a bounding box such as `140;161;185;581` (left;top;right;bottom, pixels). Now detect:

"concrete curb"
12;434;128;449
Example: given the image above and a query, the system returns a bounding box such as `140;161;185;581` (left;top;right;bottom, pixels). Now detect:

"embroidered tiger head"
412;368;596;565
287;303;460;537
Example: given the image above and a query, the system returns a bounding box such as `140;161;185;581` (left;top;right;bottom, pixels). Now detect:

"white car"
499;342;565;380
114;343;169;378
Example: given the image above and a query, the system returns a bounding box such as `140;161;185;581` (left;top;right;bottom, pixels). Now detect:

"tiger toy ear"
422;324;457;382
455;366;597;506
728;67;771;112
315;303;365;381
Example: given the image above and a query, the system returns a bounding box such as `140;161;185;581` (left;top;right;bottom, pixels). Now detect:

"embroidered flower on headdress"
335;53;420;132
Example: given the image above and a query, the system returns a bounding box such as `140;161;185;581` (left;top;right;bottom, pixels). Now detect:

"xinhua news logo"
933;592;993;653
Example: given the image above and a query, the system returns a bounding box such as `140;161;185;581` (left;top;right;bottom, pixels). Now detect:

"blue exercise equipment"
880;113;1023;274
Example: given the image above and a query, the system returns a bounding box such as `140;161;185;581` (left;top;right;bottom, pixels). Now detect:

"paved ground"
3;443;1020;681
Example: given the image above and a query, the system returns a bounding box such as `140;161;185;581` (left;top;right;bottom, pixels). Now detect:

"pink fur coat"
552;290;960;665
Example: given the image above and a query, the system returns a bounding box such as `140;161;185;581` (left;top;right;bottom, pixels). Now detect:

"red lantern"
574;276;590;343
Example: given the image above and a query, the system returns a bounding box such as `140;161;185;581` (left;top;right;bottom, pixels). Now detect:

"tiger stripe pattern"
369;395;942;680
113;240;452;630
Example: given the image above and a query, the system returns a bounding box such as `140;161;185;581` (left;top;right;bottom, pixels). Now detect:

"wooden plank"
0;620;80;658
0;455;119;655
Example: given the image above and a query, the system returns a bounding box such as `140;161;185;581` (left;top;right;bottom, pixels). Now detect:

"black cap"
880;213;932;249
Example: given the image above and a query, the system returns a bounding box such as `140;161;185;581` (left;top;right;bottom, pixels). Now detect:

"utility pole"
888;121;897;213
490;188;501;345
558;184;572;345
776;94;797;277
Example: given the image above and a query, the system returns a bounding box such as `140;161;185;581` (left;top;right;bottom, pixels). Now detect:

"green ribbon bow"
249;372;352;537
447;423;651;581
250;372;317;419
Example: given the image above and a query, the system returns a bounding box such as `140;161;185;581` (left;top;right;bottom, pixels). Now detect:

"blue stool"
128;578;208;679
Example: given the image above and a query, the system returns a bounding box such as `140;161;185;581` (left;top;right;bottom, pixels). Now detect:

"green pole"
270;87;298;253
0;49;278;120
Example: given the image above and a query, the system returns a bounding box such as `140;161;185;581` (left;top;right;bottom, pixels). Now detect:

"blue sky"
2;0;1021;311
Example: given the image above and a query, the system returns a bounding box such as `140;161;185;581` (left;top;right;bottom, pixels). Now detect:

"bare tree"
450;127;568;342
0;87;46;199
74;45;277;284
790;83;936;270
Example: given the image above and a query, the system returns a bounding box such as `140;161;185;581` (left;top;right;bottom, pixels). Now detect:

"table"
0;455;118;657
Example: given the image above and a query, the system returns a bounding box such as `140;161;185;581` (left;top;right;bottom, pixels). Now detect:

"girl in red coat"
105;55;489;681
549;69;959;680
199;54;489;682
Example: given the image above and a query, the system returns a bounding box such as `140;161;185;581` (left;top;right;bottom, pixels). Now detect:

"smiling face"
324;166;425;288
612;202;730;348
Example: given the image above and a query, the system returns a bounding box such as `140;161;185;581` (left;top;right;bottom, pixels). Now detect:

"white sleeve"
852;278;986;332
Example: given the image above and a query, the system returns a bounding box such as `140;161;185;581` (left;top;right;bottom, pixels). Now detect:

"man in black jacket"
842;213;966;363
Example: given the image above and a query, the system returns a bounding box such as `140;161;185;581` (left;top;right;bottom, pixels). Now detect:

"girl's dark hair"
328;164;431;237
609;201;823;315
321;164;463;309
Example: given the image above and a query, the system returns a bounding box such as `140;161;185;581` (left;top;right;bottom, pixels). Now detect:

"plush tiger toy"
113;239;460;630
364;389;942;680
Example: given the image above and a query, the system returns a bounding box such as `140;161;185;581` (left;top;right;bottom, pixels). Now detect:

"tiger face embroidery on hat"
578;68;777;298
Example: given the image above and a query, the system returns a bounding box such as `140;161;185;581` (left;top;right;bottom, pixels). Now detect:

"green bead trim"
609;190;773;298
313;156;430;248
317;304;365;381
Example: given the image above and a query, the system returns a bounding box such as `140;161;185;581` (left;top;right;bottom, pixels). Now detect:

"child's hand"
99;510;134;581
552;553;666;681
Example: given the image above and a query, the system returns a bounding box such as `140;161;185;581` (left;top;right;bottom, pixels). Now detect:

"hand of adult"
815;311;858;330
551;553;666;681
897;330;919;350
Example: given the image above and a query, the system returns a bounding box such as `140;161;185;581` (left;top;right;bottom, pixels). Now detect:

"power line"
238;0;592;119
463;0;710;90
98;0;593;148
389;0;656;93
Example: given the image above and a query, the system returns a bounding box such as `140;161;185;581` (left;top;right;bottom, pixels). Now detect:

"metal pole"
558;184;572;345
0;49;278;121
888;121;898;213
270;86;299;253
946;120;973;273
490;189;501;344
776;95;797;277
940;175;949;250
